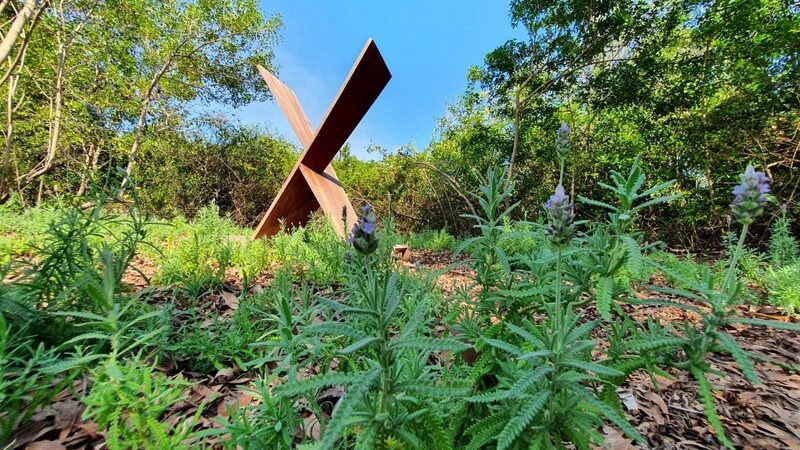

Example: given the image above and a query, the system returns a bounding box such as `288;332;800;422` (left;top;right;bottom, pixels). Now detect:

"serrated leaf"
339;336;380;354
497;391;549;450
319;367;381;450
690;367;735;450
731;317;800;331
716;333;760;384
574;388;644;444
628;337;683;352
482;338;522;356
392;336;470;353
596;276;614;320
273;373;360;396
397;381;471;397
620;235;643;276
562;359;624;377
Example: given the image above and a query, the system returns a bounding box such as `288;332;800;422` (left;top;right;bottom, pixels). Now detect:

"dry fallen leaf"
26;441;66;450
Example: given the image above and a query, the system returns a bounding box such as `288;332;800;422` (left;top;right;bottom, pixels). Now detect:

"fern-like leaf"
397;381;471;398
273;372;361;396
730;317;800;331
339;336;380;354
496;391;549;450
574;388;644;444
715;333;760;384
561;359;624;378
319;367;381;450
620;235;643;276
596;276;614;321
468;366;552;403
628;337;684;352
391;336;470;353
465;410;509;450
689;367;734;450
482;338;522;356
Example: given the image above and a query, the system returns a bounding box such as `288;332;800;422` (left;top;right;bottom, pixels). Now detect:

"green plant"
0;314;73;441
10;192;148;320
465;311;643;449
463;185;643;449
248;267;323;372
408;229;457;251
768;207;798;268
156;204;238;298
274;207;470;449
636;165;800;448
763;263;800;313
267;214;347;285
457;168;519;315
82;359;200;450
211;376;299;449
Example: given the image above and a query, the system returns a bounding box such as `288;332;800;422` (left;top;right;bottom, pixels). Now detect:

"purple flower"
349;203;379;255
731;165;770;225
543;185;574;246
555;122;571;160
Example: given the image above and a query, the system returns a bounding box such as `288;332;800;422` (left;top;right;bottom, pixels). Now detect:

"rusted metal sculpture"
252;39;391;240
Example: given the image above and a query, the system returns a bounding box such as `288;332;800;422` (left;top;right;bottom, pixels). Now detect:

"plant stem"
555;248;563;332
723;223;748;295
559;159;565;187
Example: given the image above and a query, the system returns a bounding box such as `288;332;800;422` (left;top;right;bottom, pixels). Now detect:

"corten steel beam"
252;39;391;240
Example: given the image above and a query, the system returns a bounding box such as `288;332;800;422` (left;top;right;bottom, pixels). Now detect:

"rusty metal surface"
252;38;391;240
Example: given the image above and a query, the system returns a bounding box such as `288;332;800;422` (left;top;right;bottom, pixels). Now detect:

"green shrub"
0;314;71;440
82;359;200;450
763;263;800;313
265;214;346;285
409;229;457;251
768;211;798;268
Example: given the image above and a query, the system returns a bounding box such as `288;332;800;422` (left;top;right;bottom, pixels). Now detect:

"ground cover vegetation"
1;0;799;448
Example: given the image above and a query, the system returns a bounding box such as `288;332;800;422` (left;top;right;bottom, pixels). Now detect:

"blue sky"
225;1;523;159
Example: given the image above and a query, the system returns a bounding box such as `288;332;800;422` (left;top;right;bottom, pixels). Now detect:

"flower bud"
348;203;378;255
555;122;571;160
543;185;574;246
731;165;770;225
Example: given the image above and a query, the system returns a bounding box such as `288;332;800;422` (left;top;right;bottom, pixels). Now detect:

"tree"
114;0;281;197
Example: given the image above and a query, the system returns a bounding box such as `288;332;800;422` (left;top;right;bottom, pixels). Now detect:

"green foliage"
274;222;470;449
82;359;199;450
768;212;798;268
456;168;518;315
211;376;299;449
266;215;347;285
408;229;457;252
0;314;73;441
155;204;240;296
763;263;800;314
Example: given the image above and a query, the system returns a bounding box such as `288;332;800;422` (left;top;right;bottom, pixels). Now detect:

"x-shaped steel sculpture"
252;39;391;240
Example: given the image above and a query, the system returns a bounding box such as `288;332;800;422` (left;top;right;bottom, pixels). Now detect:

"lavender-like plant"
555;122;571;184
348;203;378;256
731;165;770;226
543;185;574;248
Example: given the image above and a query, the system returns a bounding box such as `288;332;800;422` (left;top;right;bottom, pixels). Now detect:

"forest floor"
11;250;800;450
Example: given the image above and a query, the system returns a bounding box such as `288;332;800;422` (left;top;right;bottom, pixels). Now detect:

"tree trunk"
117;55;181;198
0;0;37;62
0;42;25;200
507;89;521;189
117;97;150;198
77;142;100;196
18;40;65;184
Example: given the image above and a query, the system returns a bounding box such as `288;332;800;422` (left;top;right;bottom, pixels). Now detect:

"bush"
763;263;800;314
408;229;457;251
